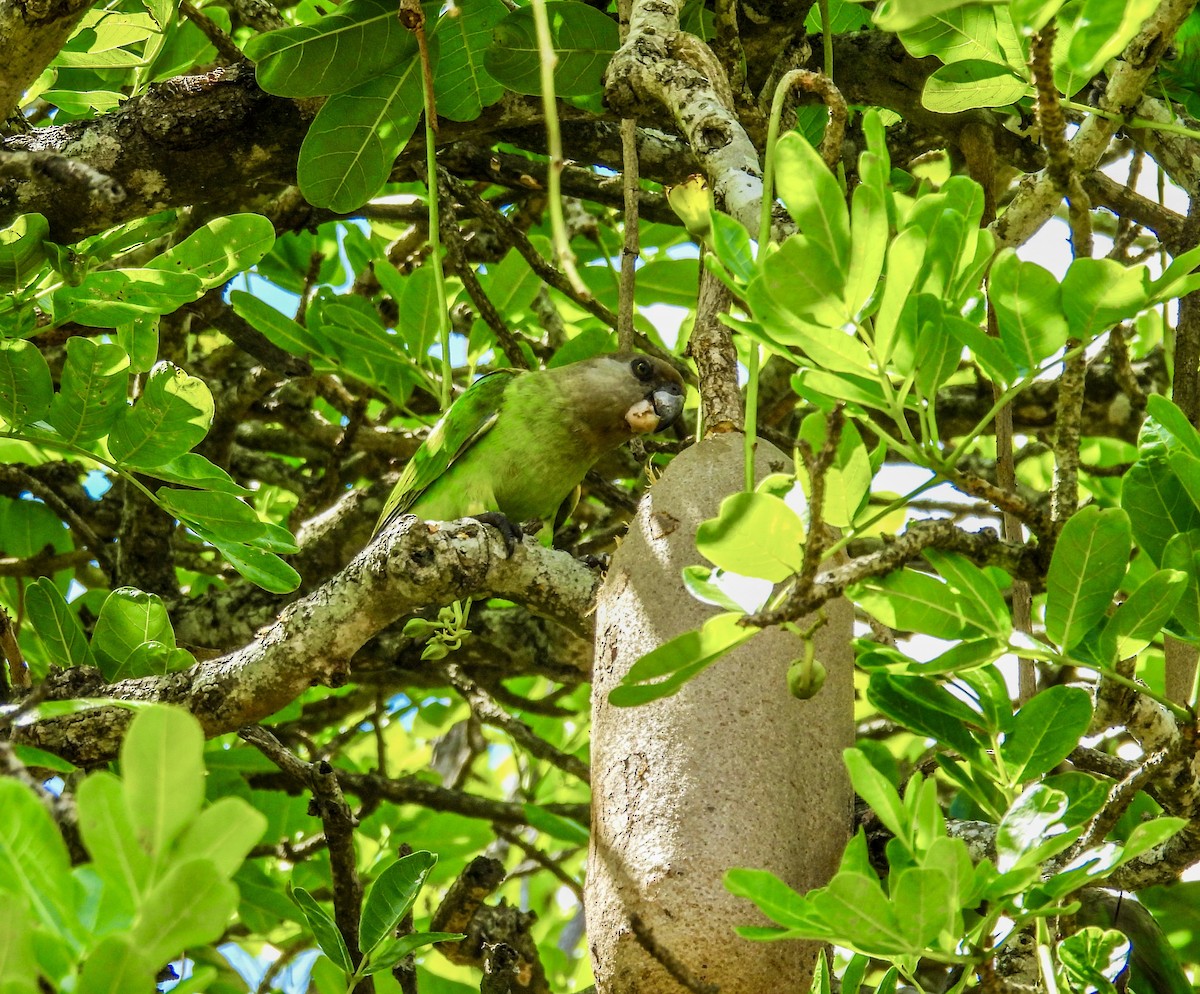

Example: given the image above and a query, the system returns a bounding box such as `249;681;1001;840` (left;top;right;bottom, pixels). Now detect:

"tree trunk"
588;432;854;994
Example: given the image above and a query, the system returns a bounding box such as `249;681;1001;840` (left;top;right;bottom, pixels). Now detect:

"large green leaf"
121;706;206;858
1000;686;1092;784
50;269;204;328
989;250;1069;374
297;54;424;213
25;577;94;670
484;2;618;98
610;612;760;707
433;0;507;120
1044;506;1131;650
0;780;75;941
91;587;176;679
359;850;438;954
1122;457;1200;565
774;132;850;272
106;361;213;469
923;60;1030;112
0;338;53;428
146;213;275;288
695;491;806;581
246;0;410;97
47;338;130;444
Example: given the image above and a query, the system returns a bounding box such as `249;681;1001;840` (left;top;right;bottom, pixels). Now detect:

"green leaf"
1163;531;1200;636
810;871;911;956
867;673;986;763
844;749;908;847
990;250;1069;374
874;0;1008;33
484;3;619;98
610;612;760;707
146;452;253;495
47;338;130;443
1123;456;1200;564
293;887;355;974
297;55;424;213
121;706;206;858
210;538;302;593
230;288;329;356
432;0;507;120
363;932;465;975
146;213;275;288
0;213;50;291
174;797;268;878
725;867;815;930
25;577;94;670
1000;686;1092;784
995;784;1078;872
50;269;204;327
0;780;75;940
0;338;53;428
923;60;1030;112
158;488;298;552
1059;258;1150;340
774;132;850;272
898;5;1023;65
1100;568;1187;659
1061;0;1159;80
107;361;213;469
845;183;887;318
923;550;1011;638
359;850;438;954
695;491;805;582
1145;394;1200;458
76;771;146;908
852;569;981;639
522;804;589;846
891;867;955;949
0;496;65;557
1058;927;1127;994
77;935;155;994
131;857;239;965
92;586;175;679
246;0;411;96
1044;506;1131;650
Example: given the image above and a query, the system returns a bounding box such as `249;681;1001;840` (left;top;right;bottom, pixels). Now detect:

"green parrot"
374;352;686;543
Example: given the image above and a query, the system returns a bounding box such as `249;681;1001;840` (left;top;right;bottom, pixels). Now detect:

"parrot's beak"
650;383;684;432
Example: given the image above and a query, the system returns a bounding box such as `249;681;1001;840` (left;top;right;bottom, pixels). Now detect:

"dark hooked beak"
651;383;684;432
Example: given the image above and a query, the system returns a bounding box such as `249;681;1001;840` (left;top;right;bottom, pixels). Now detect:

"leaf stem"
529;0;587;297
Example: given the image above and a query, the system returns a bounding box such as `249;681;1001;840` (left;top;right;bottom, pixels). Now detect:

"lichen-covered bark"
16;516;600;764
0;0;96;120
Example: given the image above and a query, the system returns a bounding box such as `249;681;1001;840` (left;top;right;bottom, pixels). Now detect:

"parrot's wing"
376;369;518;532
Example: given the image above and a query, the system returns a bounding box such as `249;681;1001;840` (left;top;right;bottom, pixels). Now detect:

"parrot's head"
619;354;685;435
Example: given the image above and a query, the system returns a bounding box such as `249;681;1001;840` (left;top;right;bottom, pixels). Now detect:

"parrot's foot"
474;511;523;555
579;553;611;571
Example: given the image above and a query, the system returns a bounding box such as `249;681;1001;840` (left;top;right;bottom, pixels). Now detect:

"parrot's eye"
631;357;653;381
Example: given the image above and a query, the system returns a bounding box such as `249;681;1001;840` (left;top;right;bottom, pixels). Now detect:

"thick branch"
14;516;600;765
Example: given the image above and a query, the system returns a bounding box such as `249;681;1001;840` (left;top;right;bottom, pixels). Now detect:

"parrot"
373;352;686;544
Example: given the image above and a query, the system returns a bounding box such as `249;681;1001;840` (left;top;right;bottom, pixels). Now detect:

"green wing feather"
375;369;518;533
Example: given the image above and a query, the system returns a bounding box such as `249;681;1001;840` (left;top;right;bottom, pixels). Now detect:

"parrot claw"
579;553;610;571
474;511;523;556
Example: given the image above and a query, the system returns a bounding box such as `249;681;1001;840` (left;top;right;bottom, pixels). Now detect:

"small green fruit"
787;656;827;700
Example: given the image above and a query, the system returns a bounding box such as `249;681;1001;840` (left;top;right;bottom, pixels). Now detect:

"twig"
491;824;584;902
618;116;639;354
445;665;590;783
239;725;370;990
179;0;244;63
437;169;530;369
